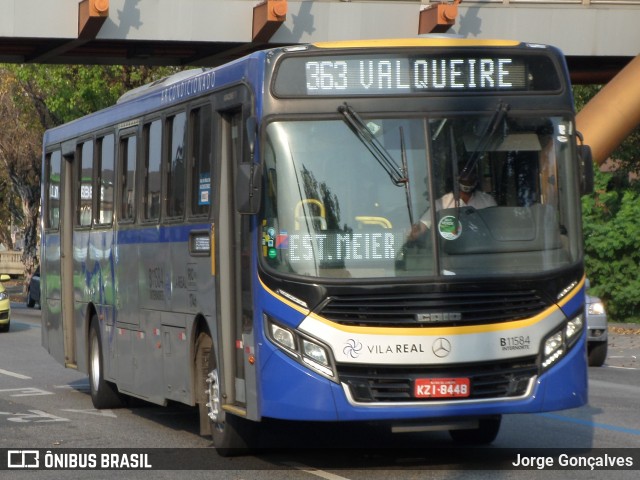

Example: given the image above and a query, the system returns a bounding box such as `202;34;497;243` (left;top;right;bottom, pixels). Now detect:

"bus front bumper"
258;335;587;422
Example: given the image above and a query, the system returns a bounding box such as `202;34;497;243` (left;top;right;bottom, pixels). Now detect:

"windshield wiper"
399;126;415;225
460;101;510;178
338;103;408;186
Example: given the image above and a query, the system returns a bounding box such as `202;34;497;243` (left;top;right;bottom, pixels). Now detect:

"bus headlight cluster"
542;314;584;370
565;314;584;342
265;315;337;382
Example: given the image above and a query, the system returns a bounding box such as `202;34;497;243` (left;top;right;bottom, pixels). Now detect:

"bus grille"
317;290;547;327
338;359;538;403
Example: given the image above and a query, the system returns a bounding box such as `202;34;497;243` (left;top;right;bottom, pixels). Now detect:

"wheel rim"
90;332;100;392
205;370;223;428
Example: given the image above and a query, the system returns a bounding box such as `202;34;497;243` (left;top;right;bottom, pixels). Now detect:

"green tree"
575;84;640;322
10;65;180;127
0;64;181;284
0;176;22;249
0;73;42;283
582;170;640;322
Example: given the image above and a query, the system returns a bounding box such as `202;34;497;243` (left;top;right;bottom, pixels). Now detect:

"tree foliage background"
0;71;42;277
576;85;640;323
0;64;179;289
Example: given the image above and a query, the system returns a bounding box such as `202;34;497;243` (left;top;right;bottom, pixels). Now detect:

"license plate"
414;378;470;398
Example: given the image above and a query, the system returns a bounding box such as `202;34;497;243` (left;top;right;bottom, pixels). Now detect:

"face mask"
459;182;475;193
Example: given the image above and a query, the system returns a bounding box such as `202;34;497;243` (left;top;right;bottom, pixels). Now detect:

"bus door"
213;88;255;417
60;142;77;368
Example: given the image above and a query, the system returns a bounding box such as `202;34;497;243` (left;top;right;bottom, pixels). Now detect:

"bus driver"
408;171;496;241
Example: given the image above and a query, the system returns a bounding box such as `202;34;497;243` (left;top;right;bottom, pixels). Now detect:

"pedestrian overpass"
1;0;639;83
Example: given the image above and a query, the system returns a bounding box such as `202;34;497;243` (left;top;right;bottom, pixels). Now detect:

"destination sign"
264;231;405;266
274;51;561;96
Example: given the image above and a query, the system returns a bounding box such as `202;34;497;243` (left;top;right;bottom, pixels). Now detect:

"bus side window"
143;120;162;222
45;150;62;230
77;140;94;227
97;134;115;226
166;112;187;219
190;106;213;216
119;135;137;222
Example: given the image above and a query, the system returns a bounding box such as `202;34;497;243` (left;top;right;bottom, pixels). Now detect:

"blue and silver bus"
41;38;592;453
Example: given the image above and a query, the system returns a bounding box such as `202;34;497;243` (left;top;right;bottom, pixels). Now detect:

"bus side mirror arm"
246;116;257;154
236;116;262;215
236;162;262;215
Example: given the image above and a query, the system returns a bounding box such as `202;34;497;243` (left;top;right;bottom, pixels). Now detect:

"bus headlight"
302;339;329;366
265;315;337;381
270;323;297;353
542;314;585;371
542;331;564;369
565;314;584;347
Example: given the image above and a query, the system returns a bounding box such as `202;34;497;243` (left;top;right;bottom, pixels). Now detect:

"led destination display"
274;51;561;96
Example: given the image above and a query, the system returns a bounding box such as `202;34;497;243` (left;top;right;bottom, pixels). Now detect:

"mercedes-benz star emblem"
432;338;452;358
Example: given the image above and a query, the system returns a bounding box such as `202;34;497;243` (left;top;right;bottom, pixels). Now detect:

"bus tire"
211;410;254;457
88;317;124;409
449;416;501;445
200;336;254;456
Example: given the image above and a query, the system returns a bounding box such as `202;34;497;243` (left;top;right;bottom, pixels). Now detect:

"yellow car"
0;274;11;332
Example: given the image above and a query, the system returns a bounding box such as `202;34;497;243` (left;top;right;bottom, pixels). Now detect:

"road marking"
0;369;31;380
0;410;69;423
283;462;351;480
55;384;91;392
538;412;640;436
0;387;53;397
61;409;117;418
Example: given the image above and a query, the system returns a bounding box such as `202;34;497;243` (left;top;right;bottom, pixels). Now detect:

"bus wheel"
88;318;124;409
205;367;254;456
449;416;501;445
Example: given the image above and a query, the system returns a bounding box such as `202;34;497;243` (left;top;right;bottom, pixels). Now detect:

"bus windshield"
262;112;580;279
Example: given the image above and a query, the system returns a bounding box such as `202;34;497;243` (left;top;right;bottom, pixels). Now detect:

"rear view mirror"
578;144;594;195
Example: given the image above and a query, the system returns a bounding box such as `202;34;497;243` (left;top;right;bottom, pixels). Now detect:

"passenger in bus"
407;171;496;241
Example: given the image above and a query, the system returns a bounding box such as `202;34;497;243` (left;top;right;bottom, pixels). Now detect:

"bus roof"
116;68;211;104
311;38;523;49
42;51;266;146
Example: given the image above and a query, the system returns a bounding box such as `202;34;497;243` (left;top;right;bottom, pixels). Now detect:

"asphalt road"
1;300;639;480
